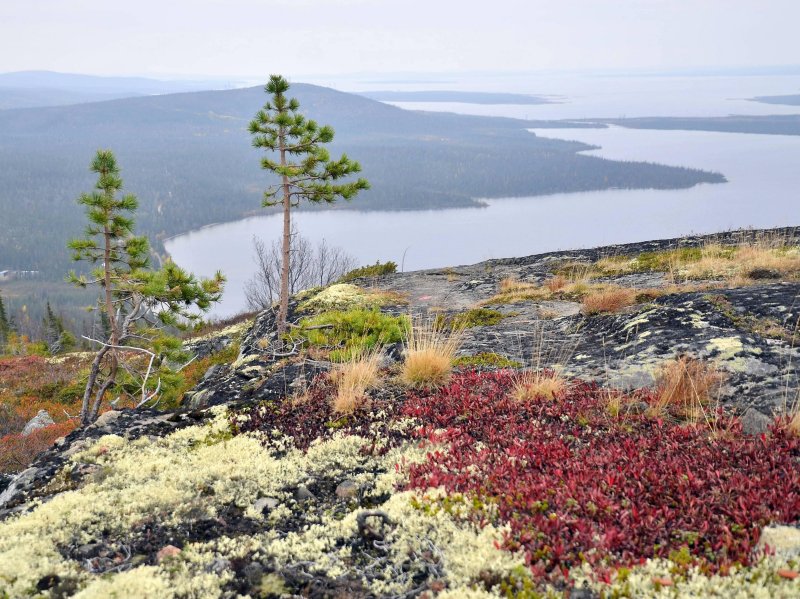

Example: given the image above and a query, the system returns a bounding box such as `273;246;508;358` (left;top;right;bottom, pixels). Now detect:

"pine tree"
249;75;369;335
0;291;9;351
69;150;224;424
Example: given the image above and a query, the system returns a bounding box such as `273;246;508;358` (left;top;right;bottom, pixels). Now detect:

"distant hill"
0;83;723;277
751;94;800;107
359;90;554;104
0;71;231;109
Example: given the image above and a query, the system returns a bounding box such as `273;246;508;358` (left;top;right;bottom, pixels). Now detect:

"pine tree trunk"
277;127;291;337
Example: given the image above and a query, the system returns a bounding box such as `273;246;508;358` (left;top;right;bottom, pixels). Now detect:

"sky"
0;0;798;80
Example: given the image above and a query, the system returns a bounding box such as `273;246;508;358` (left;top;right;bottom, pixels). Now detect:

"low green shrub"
289;309;408;362
338;261;398;282
438;308;509;330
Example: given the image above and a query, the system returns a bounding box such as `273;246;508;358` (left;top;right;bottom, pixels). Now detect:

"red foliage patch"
401;371;800;580
0;420;77;473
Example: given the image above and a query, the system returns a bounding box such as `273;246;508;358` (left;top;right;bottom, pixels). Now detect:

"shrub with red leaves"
0;420;77;473
402;371;800;581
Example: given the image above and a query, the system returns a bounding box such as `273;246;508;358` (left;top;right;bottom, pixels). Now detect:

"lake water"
166;75;800;317
166;124;800;318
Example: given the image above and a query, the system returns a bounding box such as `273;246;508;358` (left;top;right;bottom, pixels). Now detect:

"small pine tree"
0;291;9;351
69;150;224;424
42;301;66;353
249;75;369;335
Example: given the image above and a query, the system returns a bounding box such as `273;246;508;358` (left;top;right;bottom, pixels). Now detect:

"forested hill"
0;83;723;276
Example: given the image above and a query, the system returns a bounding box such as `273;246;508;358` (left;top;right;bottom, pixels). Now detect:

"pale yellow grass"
581;287;638;315
331;349;382;414
401;318;464;388
511;370;566;401
649;356;724;422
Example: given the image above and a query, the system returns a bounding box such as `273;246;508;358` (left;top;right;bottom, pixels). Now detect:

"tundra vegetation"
1;134;799;597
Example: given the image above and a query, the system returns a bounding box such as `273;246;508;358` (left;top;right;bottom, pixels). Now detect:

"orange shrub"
0;420;77;473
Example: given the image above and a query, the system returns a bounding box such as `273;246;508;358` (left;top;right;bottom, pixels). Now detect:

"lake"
166;122;800;318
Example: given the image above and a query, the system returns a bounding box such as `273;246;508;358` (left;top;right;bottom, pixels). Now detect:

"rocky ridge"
1;226;799;598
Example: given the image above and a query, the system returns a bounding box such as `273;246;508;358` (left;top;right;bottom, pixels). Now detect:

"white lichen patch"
573;555;800;598
0;405;517;597
186;319;253;344
706;336;745;361
298;283;399;313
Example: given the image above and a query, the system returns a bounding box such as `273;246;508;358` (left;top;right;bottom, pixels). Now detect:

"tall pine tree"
69;150;224;424
249;75;369;335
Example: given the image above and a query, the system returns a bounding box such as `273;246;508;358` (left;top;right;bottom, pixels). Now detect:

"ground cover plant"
228;367;800;595
286;309;407;362
402;370;800;587
0;355;86;473
589;237;800;283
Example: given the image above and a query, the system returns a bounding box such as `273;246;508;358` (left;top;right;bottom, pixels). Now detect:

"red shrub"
401;371;800;581
0;420;77;473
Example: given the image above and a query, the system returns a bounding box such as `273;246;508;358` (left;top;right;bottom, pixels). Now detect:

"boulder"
22;410;54;436
741;408;772;436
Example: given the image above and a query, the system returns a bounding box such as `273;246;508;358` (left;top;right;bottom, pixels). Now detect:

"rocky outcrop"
21;410;54;436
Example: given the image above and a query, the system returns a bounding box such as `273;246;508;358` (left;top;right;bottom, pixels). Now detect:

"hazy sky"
1;0;798;79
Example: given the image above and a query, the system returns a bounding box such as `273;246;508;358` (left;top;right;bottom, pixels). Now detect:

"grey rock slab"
22;410;54;436
741;408;773;435
335;480;360;499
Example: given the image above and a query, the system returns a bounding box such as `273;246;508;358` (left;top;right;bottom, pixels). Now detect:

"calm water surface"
166;122;800;317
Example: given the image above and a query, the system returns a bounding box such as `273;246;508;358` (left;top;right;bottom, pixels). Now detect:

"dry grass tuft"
511;370;566;401
650;356;724;422
331;348;382;414
401;317;464;388
581;287;638;315
545;275;568;292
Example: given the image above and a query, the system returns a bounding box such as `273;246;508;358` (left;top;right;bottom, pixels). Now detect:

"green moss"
338;261;398;283
453;353;522;369
288;309;408;362
440;308;510;329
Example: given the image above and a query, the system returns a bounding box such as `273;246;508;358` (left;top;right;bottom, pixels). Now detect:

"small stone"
75;542;102;559
254;497;279;513
757;525;800;558
242;562;265;585
652;577;673;587
156;545;182;562
93;410;122;428
335;480;360;499
778;569;799;580
22;410;55;436
741;408;772;436
209;557;231;575
295;484;315;501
